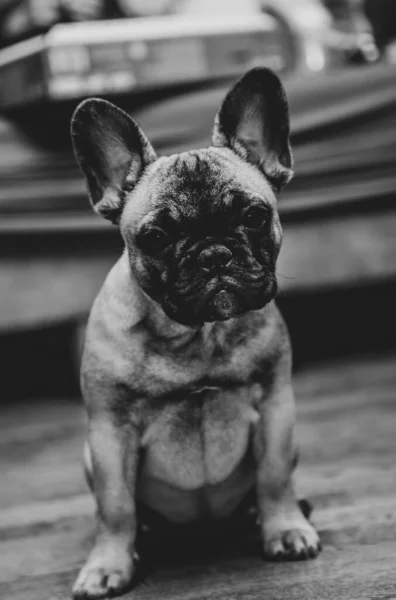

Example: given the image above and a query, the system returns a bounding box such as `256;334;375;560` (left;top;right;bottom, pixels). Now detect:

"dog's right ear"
71;98;157;224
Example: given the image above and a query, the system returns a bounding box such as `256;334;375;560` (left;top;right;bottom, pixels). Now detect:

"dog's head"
71;68;293;326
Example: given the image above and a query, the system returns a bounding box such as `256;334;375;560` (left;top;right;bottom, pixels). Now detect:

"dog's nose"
198;245;233;272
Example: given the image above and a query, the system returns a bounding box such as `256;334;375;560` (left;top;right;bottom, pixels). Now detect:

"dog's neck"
143;293;199;344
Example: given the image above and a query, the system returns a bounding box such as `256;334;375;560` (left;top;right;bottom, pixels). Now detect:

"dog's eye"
138;227;171;254
242;206;269;229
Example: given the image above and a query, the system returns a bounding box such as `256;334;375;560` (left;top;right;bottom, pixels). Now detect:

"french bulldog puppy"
71;67;321;599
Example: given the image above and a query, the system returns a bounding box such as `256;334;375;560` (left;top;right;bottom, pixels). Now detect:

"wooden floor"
1;354;396;600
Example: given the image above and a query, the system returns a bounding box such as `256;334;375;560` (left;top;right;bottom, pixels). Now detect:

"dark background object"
364;0;396;51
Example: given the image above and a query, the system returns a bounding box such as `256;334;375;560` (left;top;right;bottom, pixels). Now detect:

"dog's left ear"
212;67;293;190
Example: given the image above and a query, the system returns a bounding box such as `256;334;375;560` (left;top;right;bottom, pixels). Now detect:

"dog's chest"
134;319;267;395
140;384;258;480
116;313;276;521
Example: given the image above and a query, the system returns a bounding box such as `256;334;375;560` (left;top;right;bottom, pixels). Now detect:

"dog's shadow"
134;498;312;580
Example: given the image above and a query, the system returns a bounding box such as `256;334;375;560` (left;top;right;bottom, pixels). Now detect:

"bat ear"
71;98;157;223
212;67;293;191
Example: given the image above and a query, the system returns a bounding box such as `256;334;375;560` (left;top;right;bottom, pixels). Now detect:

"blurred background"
0;0;396;400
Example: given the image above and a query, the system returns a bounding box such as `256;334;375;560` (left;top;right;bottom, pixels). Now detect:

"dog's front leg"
73;415;139;599
253;382;321;560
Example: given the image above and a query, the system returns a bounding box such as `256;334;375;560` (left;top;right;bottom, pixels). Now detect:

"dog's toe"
73;568;108;599
73;548;134;600
263;519;321;561
73;566;132;599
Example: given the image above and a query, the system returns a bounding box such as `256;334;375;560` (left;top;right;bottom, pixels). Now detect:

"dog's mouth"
202;276;245;321
162;273;277;326
209;289;238;320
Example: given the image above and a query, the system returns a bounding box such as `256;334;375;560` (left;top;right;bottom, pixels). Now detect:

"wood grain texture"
1;355;396;599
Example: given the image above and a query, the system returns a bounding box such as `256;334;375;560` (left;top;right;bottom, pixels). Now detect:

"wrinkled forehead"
126;147;276;223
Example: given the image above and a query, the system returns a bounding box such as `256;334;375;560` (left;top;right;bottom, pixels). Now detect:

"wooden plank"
278;208;396;289
1;543;396;600
0;255;115;331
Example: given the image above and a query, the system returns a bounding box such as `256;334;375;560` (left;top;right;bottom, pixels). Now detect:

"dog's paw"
262;516;321;561
73;544;135;599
